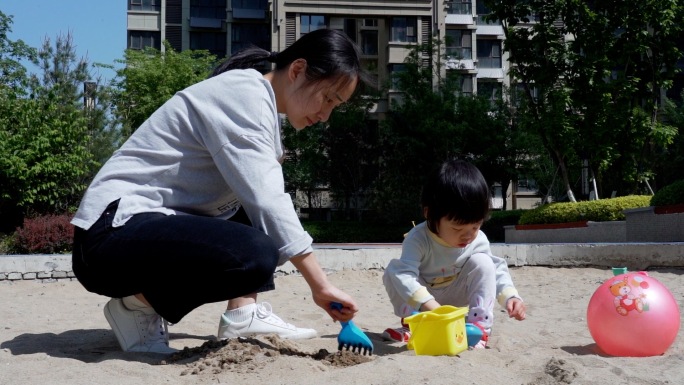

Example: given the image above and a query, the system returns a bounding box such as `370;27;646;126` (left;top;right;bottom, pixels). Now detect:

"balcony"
445;1;473;25
475;15;504;37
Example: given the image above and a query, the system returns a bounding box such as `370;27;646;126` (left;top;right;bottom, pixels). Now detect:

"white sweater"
384;221;520;309
72;69;313;265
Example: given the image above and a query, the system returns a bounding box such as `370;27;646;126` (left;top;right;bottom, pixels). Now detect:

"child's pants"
383;252;496;334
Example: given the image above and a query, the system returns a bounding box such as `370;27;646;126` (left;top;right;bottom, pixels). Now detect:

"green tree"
325;94;378;219
659;92;684;187
485;0;581;201
0;20;95;230
112;42;217;138
282;119;329;211
0;90;92;215
486;0;683;199
0;11;36;92
31;32;115;183
372;39;462;223
455;92;541;210
282;94;377;220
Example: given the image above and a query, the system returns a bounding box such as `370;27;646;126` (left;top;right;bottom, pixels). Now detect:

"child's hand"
506;298;526;320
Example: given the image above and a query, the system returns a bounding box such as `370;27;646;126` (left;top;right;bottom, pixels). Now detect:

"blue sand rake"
331;302;374;355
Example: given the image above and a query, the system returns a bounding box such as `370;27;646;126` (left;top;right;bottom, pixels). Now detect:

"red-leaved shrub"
13;214;74;254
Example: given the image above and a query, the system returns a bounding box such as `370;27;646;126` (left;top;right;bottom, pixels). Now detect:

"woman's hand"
290;252;359;322
311;284;358;322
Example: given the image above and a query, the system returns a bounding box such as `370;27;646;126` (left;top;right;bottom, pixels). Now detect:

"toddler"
382;159;526;348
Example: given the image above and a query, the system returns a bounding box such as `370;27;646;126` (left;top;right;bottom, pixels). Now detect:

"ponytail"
211;29;374;89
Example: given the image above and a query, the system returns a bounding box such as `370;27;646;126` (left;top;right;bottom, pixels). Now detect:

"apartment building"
126;0;510;104
126;0;542;209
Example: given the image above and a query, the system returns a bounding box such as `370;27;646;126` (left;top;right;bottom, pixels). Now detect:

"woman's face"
284;61;358;130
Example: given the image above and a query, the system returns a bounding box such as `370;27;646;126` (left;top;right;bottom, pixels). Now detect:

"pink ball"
587;271;680;357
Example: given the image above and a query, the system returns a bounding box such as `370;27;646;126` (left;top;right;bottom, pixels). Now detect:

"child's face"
435;217;482;248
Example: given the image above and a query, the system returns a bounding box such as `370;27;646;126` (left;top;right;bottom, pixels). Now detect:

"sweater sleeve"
384;231;435;310
472;232;522;306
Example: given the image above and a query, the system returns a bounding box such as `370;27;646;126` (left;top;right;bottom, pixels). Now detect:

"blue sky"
3;1;127;81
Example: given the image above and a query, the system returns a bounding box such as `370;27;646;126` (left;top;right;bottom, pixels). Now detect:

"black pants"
72;200;278;323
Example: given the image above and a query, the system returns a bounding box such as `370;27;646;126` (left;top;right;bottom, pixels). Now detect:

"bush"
482;210;526;242
12;213;74;254
0;233;12;254
651;180;684;207
518;196;651;225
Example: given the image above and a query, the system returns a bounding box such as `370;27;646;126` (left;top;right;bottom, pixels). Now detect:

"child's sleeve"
384;234;435;310
492;252;523;307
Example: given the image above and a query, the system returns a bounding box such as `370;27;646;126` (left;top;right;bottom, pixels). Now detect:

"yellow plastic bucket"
404;305;469;356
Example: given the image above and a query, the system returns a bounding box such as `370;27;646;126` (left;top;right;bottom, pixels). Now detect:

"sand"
1;266;683;385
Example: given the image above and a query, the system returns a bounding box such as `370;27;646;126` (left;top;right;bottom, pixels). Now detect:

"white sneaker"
217;302;317;340
103;298;177;354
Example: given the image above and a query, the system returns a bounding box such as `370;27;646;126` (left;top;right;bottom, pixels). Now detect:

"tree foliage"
371;39;538;221
282;120;329;210
0;11;36;91
111;42;217;138
282;93;378;219
372;40;461;222
0;14;95;231
485;0;684;199
325;94;378;217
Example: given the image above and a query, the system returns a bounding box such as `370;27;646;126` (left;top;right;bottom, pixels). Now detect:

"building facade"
125;0;544;209
126;0;511;103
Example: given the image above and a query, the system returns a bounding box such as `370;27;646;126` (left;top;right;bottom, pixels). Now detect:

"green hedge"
482;210;525;242
518;196;651;225
651;180;684;207
302;209;525;243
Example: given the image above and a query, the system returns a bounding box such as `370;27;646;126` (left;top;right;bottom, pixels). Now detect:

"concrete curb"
2;243;683;281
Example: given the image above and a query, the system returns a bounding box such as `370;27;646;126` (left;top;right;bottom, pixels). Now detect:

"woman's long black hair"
210;28;374;89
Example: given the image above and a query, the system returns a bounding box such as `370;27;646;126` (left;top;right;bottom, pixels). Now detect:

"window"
512;83;539;106
477;39;501;68
344;19;357;43
476;2;490;15
128;0;160;11
476;2;498;25
517;178;538;193
459;74;473;96
360;30;378;55
191;0;226;19
445;29;472;60
390;17;417;43
231;24;269;55
128;31;160;50
477;81;502;102
363;19;378;27
190;0;226;19
190;31;226;58
301;14;326;36
446;0;472;15
231;0;267;9
389;64;406;90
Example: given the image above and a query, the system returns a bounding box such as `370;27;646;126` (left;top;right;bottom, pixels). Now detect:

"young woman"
71;28;373;354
